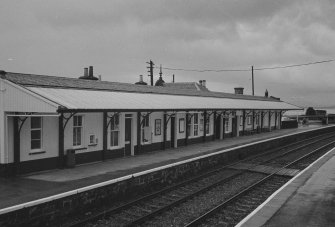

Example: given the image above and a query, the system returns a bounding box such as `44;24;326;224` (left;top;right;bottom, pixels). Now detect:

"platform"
0;125;327;212
237;141;335;227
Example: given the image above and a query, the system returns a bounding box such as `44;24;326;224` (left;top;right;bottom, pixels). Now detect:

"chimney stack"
89;66;93;77
84;68;88;77
0;70;6;79
79;66;99;80
135;75;147;85
199;80;203;86
234;87;244;95
202;80;206;87
265;89;268;97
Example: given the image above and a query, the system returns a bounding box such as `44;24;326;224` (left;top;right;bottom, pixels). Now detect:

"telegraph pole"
251;65;254;96
146;60;154;86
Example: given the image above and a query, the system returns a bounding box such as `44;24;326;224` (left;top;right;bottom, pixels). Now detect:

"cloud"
0;0;335;107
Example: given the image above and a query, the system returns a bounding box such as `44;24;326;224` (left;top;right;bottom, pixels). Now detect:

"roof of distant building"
164;82;209;92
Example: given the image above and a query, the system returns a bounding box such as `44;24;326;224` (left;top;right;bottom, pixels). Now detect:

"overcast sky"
1;0;335;108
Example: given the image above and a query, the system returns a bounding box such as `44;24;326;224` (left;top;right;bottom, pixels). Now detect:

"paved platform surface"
0;125;324;210
238;141;335;227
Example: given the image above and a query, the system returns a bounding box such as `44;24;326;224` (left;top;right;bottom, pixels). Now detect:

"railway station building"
0;68;300;175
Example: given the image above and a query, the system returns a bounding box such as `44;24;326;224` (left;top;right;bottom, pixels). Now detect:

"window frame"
30;117;43;151
247;116;252;125
193;113;199;137
73;115;83;148
110;114;120;148
142;114;151;144
225;118;229;132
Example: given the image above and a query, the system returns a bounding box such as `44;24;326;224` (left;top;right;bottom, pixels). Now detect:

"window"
110;114;120;147
247;116;252;125
73;116;83;146
193;114;199;136
89;134;97;145
179;118;185;133
225;118;229;132
31;117;42;150
154;119;161;135
142;114;151;143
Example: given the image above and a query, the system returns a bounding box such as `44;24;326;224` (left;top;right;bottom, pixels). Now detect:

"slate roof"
4;72;281;102
164;82;209;92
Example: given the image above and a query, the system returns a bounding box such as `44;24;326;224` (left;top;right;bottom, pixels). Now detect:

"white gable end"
2;79;59;113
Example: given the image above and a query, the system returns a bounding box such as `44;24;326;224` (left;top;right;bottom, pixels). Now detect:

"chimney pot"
139;75;143;82
84;68;88;77
202;80;206;87
234;87;244;95
199;80;202;86
0;70;6;79
89;66;93;77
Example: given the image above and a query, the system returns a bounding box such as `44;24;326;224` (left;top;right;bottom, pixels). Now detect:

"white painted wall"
20;116;58;161
7;116;14;163
3;80;58;113
0;79;4;163
64;113;103;155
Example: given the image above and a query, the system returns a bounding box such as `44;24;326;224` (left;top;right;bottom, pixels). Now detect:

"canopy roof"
27;87;301;113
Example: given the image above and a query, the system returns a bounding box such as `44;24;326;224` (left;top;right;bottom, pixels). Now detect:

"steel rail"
184;140;335;227
66;131;335;227
127;135;335;226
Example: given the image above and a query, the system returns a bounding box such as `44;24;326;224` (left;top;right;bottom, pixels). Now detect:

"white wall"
0;79;4;163
64;113;103;155
19;116;58;161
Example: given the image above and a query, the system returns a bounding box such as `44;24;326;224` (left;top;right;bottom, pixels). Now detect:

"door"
232;116;237;137
125;118;132;156
170;117;175;148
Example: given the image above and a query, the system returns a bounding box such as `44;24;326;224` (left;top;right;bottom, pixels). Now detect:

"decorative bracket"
164;112;176;127
140;112;152;127
18;117;28;133
106;112;120;129
62;111;78;130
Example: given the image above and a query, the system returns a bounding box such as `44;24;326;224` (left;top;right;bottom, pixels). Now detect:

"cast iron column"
203;111;207;142
102;111;107;160
137;112;141;154
58;114;64;168
163;113;167;150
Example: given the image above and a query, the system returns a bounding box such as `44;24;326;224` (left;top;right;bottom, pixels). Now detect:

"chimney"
79;66;99;80
135;75;147;85
199;80;203;86
202;80;206;87
265;89;269;97
0;70;6;79
173;74;175;83
89;66;93;77
234;87;244;95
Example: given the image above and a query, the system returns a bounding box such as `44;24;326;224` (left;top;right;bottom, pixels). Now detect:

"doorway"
125;117;132;156
170;117;175;148
215;116;221;139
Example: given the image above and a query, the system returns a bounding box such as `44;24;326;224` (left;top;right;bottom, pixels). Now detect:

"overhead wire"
154;59;335;73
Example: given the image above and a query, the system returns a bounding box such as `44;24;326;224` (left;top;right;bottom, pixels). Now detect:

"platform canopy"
27;87;301;113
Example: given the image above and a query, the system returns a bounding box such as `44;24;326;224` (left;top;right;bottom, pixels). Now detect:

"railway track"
184;140;335;227
65;132;335;227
